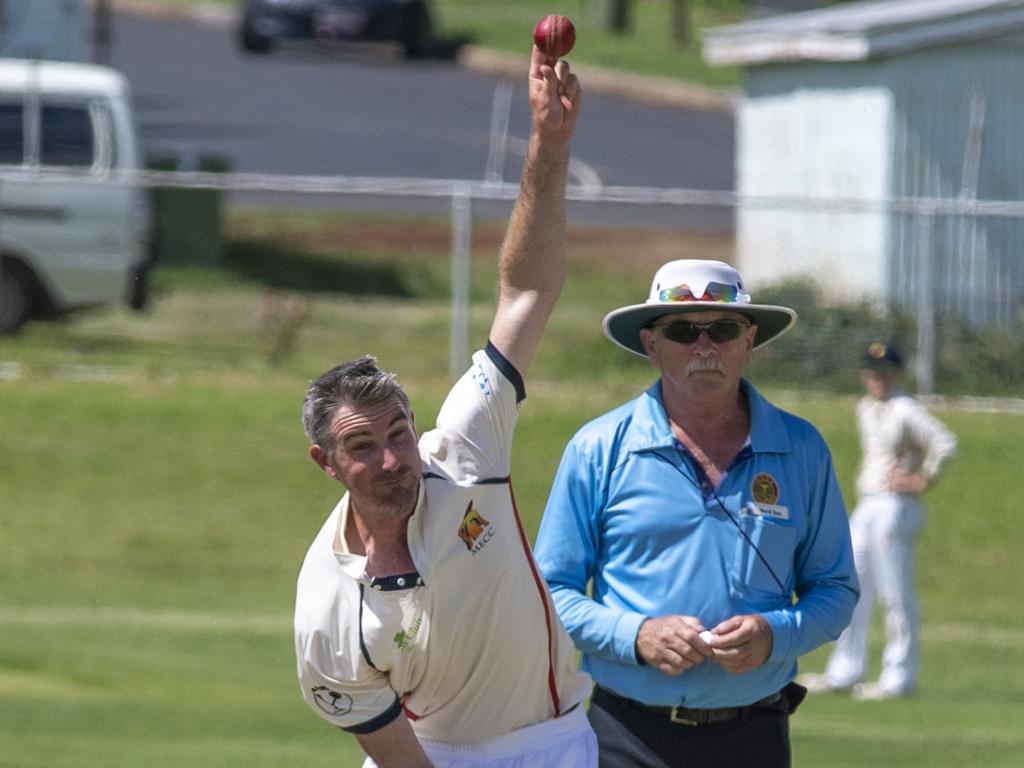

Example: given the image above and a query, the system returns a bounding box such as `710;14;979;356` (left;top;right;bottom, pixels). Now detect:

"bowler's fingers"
555;65;581;113
530;50;580;105
529;45;556;78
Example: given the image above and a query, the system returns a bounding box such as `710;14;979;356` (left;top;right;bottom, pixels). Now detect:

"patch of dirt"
228;214;734;267
565;228;734;269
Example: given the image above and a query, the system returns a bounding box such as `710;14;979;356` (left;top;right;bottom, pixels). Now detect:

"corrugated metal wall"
741;35;1024;328
888;37;1024;327
0;0;87;62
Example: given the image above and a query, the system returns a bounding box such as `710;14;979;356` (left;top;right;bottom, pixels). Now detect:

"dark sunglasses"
652;318;750;345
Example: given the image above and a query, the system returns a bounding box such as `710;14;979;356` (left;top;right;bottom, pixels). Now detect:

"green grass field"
2;209;1022;766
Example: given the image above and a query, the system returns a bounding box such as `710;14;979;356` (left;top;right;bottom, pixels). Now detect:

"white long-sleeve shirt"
855;390;957;498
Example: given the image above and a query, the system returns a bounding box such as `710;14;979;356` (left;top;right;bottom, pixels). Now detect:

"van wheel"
240;22;274;54
0;267;30;335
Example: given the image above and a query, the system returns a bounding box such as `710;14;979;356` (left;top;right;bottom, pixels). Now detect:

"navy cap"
861;341;904;370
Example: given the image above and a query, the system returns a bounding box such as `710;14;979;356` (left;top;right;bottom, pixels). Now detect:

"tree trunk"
671;0;689;49
607;0;631;33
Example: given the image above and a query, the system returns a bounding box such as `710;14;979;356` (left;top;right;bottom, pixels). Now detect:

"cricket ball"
533;14;575;58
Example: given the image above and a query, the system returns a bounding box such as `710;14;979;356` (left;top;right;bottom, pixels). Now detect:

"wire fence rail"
9;167;1024;216
3;167;1023;387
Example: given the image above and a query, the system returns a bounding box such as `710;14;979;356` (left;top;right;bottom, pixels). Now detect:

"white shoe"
851;681;914;701
797;672;852;694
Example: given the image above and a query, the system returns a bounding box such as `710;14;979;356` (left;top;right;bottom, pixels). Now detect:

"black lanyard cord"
710;488;787;593
652;447;788;593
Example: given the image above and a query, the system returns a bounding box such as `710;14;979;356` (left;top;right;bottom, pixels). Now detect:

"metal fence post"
450;185;472;378
915;211;935;395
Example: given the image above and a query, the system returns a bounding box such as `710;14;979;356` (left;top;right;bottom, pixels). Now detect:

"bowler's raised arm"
488;46;582;375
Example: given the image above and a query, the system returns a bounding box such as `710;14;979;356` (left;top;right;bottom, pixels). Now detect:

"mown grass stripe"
1;607;1021;647
0;606;288;634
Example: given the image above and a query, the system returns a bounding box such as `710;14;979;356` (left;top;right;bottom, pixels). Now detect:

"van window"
40;104;94;167
0;103;24;165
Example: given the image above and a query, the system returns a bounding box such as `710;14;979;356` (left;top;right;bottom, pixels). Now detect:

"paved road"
110;10;734;230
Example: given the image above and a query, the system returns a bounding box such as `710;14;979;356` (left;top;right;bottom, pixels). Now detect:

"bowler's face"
313;397;420;517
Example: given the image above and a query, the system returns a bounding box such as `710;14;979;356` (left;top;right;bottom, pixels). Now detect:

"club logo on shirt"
751;473;780;505
312;686;353;717
393;616;423;652
749;473;790;520
471;363;493;397
458;501;495;555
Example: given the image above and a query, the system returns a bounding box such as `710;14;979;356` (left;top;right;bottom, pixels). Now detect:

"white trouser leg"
824;498;878;688
874;494;923;694
363;706;597;768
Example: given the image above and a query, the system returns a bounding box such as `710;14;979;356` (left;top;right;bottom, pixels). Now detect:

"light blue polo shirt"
534;378;858;708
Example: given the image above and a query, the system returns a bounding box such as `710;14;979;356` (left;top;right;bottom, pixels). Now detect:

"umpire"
534;259;860;767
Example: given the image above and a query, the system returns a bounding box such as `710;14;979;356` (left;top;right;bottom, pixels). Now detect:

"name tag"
746;502;790;521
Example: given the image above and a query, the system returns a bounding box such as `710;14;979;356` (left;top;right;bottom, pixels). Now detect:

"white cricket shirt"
294;347;590;744
856;390;957;498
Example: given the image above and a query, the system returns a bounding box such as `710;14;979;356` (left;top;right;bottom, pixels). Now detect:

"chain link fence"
2;166;1023;398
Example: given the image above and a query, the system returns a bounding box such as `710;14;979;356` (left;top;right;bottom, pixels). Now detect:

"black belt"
592;685;785;726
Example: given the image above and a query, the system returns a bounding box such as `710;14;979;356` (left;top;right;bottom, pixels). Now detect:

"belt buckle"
669;706;699;726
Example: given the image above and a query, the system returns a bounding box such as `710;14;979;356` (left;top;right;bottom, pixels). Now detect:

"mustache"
375;465;415;483
685;357;726;376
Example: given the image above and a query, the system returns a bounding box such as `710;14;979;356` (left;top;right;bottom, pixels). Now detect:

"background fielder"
802;342;957;701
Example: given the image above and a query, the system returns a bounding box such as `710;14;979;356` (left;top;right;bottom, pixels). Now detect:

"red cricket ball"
533;14;575;59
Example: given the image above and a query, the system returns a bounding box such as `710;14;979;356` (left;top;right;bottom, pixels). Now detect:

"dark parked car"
239;0;433;58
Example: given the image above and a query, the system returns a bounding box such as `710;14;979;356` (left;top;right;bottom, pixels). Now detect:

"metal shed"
704;0;1024;329
0;0;88;62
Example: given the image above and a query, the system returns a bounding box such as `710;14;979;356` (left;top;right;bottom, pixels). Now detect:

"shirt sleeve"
295;630;403;734
534;439;649;666
906;401;958;480
420;344;522;482
763;438;860;662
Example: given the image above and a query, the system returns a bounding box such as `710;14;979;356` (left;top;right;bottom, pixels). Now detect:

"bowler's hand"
708;615;773;674
636;616;714;676
529;46;581;143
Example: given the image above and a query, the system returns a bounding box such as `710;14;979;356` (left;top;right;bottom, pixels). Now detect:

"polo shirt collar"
331;482;428;583
621;378;793;456
331;494;368;581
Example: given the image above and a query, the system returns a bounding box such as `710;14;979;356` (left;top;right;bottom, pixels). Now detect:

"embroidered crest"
312;686;353;717
751;473;780;505
393;616;423;652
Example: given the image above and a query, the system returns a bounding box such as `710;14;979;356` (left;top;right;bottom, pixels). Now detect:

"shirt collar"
331;483;427;583
331;494;367;581
621;378;793;456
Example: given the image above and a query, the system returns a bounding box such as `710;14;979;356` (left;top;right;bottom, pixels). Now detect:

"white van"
0;58;150;334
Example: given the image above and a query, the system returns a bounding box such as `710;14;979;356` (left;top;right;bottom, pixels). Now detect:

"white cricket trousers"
824;492;923;694
362;705;597;768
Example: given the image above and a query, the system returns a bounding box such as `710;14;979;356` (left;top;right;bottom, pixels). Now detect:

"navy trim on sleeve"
485;340;526;404
341;697;403;735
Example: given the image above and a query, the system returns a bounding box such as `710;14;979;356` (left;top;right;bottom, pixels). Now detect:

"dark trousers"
588;686;801;768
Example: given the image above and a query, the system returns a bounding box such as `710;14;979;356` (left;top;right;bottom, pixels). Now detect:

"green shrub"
746;278;1024;397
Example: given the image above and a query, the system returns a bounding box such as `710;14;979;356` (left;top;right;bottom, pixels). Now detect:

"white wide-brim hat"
603;259;797;357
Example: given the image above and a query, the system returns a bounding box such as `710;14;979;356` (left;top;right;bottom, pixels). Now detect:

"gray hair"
301;356;411;454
